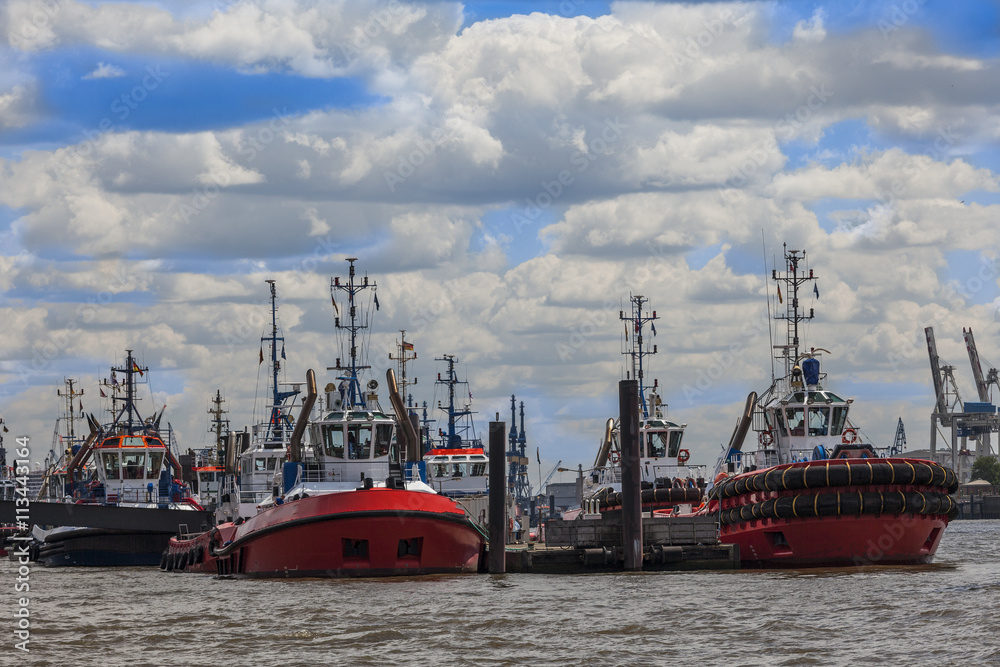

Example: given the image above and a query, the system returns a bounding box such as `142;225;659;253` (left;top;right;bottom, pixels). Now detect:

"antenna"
329;258;377;409
762;230;775;382
620;294;658;419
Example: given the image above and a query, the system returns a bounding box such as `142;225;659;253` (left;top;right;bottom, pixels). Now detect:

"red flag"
100;387;107;398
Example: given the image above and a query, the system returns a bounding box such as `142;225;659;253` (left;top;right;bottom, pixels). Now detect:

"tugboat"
26;352;207;567
423;354;489;496
585;295;706;514
164;260;486;577
214;280;301;524
707;245;959;567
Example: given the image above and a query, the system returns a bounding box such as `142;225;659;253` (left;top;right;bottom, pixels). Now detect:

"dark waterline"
3;520;999;666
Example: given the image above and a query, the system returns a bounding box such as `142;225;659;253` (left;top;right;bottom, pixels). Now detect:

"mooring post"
620;379;642;571
488;420;506;573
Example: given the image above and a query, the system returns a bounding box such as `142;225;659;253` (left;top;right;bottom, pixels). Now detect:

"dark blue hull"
35;528;172;568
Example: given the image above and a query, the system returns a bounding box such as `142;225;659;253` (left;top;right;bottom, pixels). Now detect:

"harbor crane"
926;326;965;470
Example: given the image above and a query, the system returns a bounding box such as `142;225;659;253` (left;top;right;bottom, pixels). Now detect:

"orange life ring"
842;428;858;445
677;449;690;464
609;450;621;464
758;430;774;446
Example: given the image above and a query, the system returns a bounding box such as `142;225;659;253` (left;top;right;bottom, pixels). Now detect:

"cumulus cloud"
2;1;1000;467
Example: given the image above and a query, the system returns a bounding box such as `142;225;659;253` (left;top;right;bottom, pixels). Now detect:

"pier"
485;514;739;573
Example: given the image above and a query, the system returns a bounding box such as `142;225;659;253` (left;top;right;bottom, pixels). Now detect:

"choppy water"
3;520;999;666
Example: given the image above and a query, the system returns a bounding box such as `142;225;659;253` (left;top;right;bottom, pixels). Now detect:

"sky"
2;0;1000;485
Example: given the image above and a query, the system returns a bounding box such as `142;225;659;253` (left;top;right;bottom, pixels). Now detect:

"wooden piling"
619;379;642;571
488;420;506;573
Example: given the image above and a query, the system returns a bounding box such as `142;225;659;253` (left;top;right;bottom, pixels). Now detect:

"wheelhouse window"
102;452;121;479
470;457;487;477
374;424;393;458
433;463;449;478
647;432;668;458
348;425;372;460
785;407;805;436
122;451;146;479
831;407;848;435
808;407;830;436
147;451;163;478
668;431;683;457
322;425;345;458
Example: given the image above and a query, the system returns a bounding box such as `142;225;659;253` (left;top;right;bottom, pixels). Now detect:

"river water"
3;520;998;666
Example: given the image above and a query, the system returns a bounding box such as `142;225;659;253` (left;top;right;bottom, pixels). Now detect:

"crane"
964;327;991;402
890;418;906;456
926;326;964;470
537;459;562;497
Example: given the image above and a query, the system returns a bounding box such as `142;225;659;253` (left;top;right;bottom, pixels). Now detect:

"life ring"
842;428;858;445
758;430;774;446
609;450;621;464
677;449;690;464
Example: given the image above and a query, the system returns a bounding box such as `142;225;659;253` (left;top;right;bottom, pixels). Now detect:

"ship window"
826;393;845;403
322;426;345;458
374;424;393;458
470;463;487;477
831;407;848;435
147;452;163;478
785;408;805;436
768;410;787;436
647;432;668;458
433;464;449;478
102;452;121;479
254;458;267;471
452;463;465;477
123;436;145;447
122;451;146;479
668;431;683;457
808;407;830;436
348;425;372;460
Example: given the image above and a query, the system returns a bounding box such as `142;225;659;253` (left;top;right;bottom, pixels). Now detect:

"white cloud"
83;62;126;79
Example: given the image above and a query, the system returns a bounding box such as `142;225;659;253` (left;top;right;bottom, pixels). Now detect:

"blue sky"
2;0;1000;478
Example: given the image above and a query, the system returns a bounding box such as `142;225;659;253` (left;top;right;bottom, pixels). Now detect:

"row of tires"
718;490;959;525
713;460;958;499
598;486;703;509
160;545;204;571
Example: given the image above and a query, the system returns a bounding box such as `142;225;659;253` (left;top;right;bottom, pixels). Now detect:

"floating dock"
486;514;739;573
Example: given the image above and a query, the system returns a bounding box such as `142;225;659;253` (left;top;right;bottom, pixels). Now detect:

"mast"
330;258;377;409
101;350;148;435
262;280;298;441
772;244;817;381
620;295;658;419
208;390;230;460
435;354;478;447
389;330;418;410
57;377;86;456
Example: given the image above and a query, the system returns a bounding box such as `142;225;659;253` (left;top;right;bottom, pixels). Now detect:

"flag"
2;425;7;433
650;322;657;336
100;387;107;398
281;344;286;360
536;447;540;464
331;295;339;316
777;284;783;304
402;341;414;351
374;292;380;311
132;360;144;377
813;283;820;299
79;400;83;411
259;346;264;365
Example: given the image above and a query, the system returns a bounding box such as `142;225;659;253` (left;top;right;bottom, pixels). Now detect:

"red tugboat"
706;245;958;567
164;260;485;577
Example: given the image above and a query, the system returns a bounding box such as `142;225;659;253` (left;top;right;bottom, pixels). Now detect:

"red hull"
166;488;485;577
720;513;948;567
714;458;956;568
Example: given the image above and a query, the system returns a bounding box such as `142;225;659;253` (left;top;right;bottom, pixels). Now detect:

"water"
4;520;999;666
